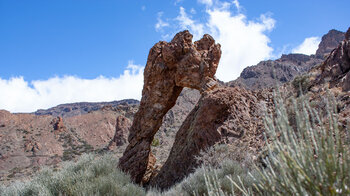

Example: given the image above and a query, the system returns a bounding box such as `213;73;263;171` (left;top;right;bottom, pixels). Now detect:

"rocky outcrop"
315;27;350;91
24;140;42;153
107;115;132;149
316;29;345;58
118;30;221;184
51;117;66;132
150;86;267;189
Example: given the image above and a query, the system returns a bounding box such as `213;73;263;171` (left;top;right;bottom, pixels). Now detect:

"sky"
0;0;349;112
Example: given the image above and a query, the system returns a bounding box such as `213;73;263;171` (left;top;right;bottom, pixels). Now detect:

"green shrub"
292;74;311;96
151;138;160;147
0;153;145;196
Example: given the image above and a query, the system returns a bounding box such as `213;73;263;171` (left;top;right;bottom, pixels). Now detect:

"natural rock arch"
118;30;221;184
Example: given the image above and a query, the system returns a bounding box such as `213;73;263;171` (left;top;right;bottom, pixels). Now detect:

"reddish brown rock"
315;27;350;91
118;30;221;184
316;29;345;58
51;117;66;132
150;86;266;189
107;115;131;149
24;140;42;153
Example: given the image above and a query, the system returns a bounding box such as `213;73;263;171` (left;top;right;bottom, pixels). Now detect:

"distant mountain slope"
33;99;139;117
227;29;345;90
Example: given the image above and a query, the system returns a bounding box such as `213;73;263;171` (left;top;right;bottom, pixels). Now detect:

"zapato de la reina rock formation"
119;30;267;189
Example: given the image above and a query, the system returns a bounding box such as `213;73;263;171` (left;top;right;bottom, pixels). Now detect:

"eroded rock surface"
316;29;345;58
107;115;131;149
150;86;267;189
315;27;350;91
118;30;221;184
51;117;66;132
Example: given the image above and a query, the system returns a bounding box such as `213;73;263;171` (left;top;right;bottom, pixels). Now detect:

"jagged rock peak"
315;26;350;92
316;29;345;58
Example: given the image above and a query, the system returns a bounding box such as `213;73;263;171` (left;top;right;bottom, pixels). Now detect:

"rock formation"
315;27;350;91
150;86;267;188
316;29;345;58
51;117;66;132
107;115;131;149
118;30;221;184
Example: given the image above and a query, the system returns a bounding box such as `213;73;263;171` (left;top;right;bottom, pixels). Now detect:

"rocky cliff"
316;29;345;58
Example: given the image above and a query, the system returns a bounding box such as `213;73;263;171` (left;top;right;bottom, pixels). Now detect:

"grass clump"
0;153;145;196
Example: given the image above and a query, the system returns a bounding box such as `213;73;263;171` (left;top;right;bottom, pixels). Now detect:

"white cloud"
208;10;275;81
155;12;169;32
0;62;144;113
176;7;204;40
155;0;275;82
292;36;321;55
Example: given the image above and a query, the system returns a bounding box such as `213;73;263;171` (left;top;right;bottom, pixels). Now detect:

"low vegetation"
1;92;349;195
292;74;311;96
0;154;145;196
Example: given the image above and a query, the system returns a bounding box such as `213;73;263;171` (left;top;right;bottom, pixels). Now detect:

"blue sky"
0;0;349;112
